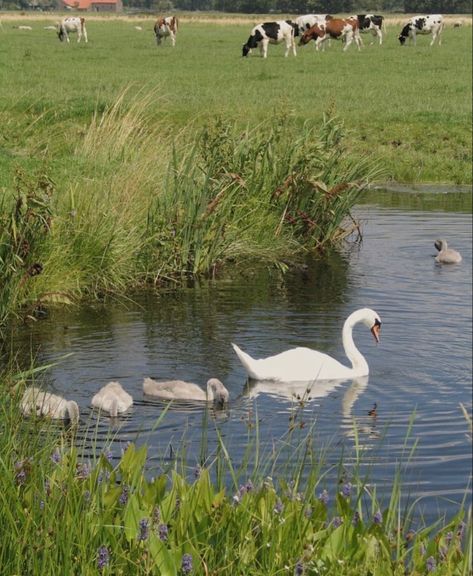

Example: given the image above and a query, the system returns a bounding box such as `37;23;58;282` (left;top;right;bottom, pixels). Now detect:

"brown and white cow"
154;16;178;47
299;17;361;52
57;17;87;43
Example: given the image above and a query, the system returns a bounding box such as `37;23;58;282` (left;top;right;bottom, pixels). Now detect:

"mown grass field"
0;13;472;185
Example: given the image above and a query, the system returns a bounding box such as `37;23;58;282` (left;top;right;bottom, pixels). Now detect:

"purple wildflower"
158;524;168;542
138;518;149;542
445;531;453;545
97;546;109;571
457;522;466;540
426;556;436;572
318;489;329;505
76;462;91;480
373;510;383;525
84;490;91;503
152;506;161;524
119;485;129;506
245;480;254;493
181;553;193;574
193;466;202;480
104;449;113;464
294;561;304;575
51;449;61;464
14;459;31;486
332;516;343;529
341;482;352;498
273;499;284;515
352;511;360;526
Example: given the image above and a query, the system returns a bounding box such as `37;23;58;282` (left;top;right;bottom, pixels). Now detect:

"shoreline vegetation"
0;98;381;335
0;380;471;575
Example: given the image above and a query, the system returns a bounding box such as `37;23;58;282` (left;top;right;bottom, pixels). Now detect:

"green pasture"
0;16;471;185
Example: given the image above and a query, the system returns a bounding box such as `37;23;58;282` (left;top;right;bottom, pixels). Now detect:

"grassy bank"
0;16;471;186
0;374;471;576
0;95;379;334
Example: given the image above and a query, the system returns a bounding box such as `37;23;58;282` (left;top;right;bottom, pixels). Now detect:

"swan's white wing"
239;347;349;382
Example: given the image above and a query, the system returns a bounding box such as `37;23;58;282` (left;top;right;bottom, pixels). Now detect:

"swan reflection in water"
243;375;379;438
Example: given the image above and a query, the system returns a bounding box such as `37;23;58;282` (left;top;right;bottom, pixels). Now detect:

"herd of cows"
53;13;447;56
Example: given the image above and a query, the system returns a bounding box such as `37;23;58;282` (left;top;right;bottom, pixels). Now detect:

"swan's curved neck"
342;314;369;376
205;384;214;401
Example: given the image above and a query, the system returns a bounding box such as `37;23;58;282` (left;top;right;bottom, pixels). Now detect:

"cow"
154;16;178;47
294;14;333;50
354;14;385;45
242;21;297;59
299;18;362;52
398;14;444;46
57;17;87;43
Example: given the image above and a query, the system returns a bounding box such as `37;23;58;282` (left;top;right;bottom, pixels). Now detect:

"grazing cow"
294;14;333;50
154;16;178;47
398;14;444;46
57;17;87;43
242;21;296;59
300;17;361;52
294;14;332;37
354;14;385;45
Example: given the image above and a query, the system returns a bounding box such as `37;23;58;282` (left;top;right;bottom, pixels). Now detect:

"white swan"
143;377;229;405
232;308;381;382
21;387;80;423
91;381;133;417
434;239;462;264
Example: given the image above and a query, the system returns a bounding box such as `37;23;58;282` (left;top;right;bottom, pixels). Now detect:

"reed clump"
0;93;381;333
0;381;470;576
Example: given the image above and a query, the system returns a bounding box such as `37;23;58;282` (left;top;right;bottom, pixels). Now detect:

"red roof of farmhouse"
62;0;117;7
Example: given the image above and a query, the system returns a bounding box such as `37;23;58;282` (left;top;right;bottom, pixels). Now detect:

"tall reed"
0;92;381;333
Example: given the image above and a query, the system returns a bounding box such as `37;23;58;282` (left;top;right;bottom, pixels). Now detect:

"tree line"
144;0;471;13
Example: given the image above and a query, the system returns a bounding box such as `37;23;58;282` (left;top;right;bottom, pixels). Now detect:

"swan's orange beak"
371;322;381;343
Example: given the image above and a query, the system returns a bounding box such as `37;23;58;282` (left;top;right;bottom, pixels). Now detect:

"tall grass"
0;93;379;334
0;372;470;576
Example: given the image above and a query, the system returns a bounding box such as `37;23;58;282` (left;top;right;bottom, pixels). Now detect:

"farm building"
61;0;122;11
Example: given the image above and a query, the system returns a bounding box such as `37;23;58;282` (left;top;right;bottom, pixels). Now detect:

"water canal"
10;188;472;523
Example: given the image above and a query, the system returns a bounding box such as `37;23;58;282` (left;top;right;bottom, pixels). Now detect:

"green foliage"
0;92;378;331
0;386;470;576
0;171;56;336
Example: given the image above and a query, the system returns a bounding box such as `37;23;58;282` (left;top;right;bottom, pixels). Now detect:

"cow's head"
398;24;410;44
299;25;320;45
57;27;65;41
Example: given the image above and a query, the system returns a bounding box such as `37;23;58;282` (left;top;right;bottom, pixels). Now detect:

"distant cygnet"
143;377;229;406
91;381;133;417
21;387;80;423
434;239;462;264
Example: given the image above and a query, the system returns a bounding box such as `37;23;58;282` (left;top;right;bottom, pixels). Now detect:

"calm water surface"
11;190;472;522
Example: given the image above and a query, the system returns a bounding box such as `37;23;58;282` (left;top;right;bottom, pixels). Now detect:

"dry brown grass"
0;12;471;27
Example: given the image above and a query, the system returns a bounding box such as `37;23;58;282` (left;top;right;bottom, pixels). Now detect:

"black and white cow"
57;17;87;43
398;14;444;46
242;21;296;59
355;14;384;45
